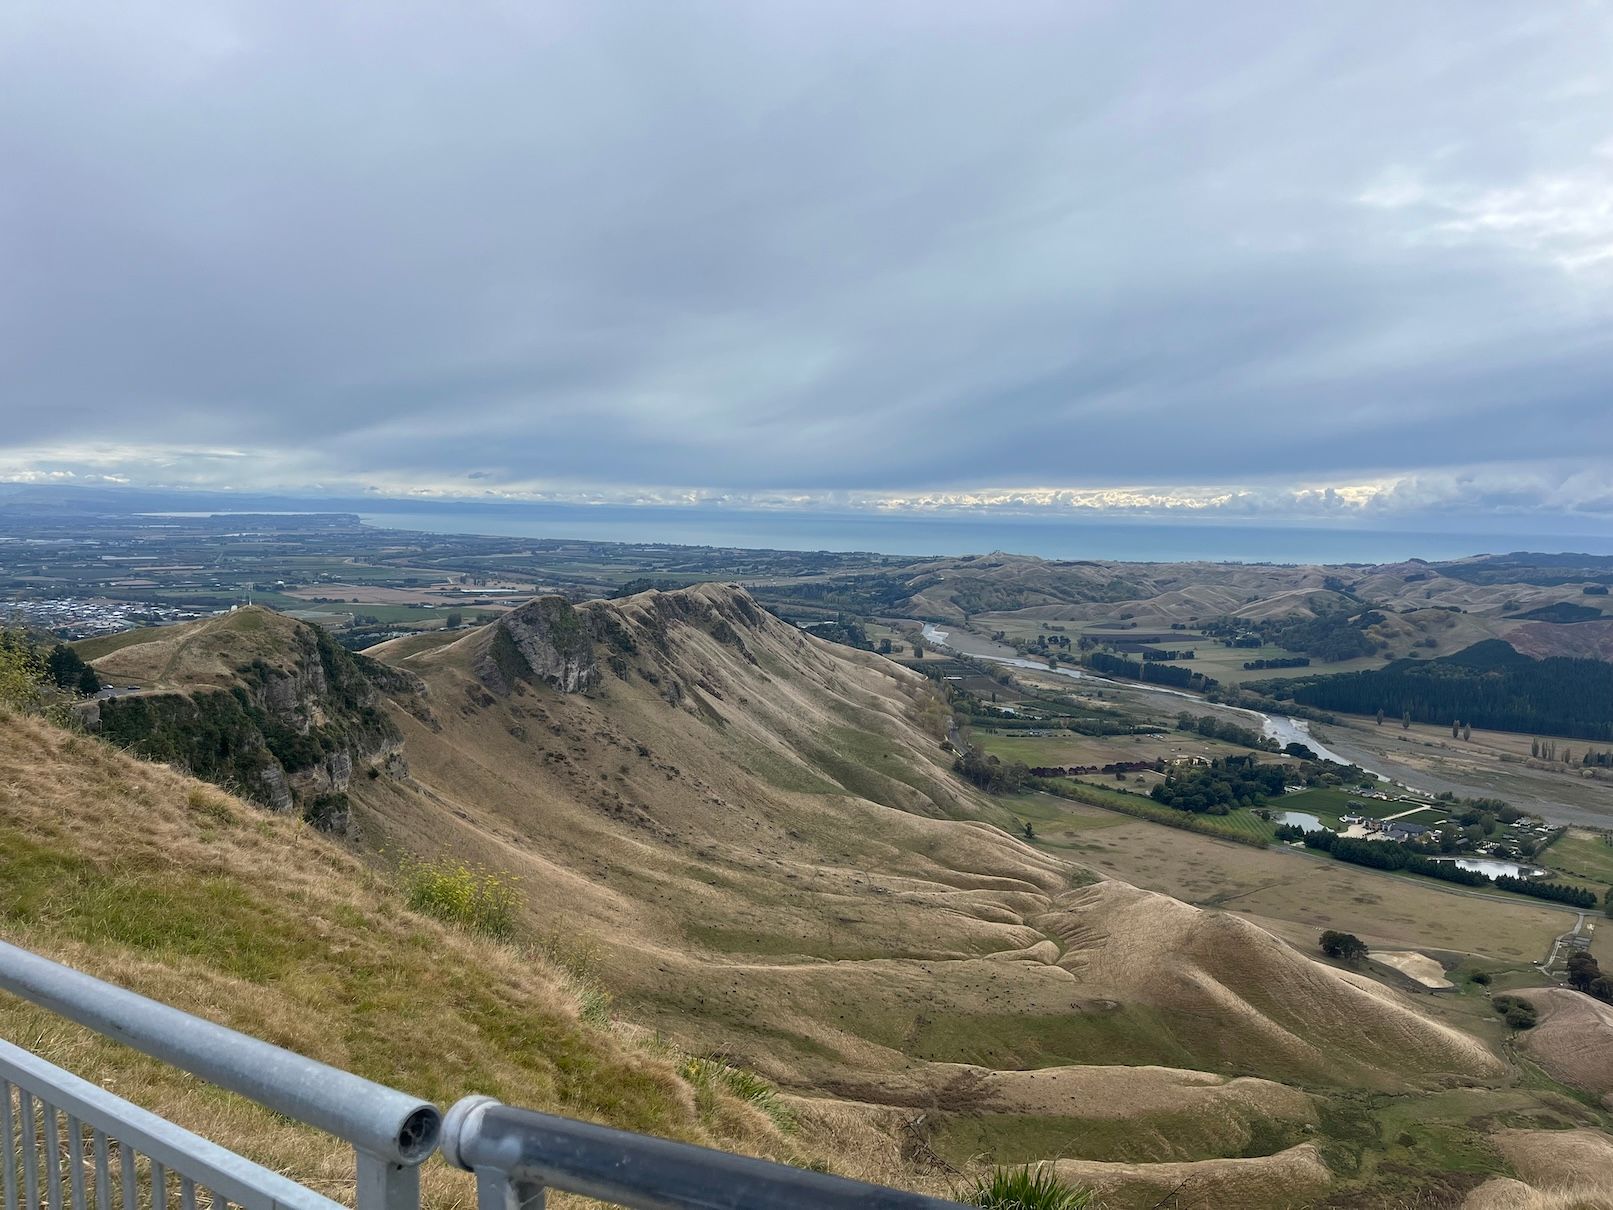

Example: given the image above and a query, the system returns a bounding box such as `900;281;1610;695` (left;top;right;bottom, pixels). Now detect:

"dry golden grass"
344;585;1523;1184
1511;989;1613;1105
1464;1130;1613;1209
1465;1182;1613;1210
1049;1142;1332;1209
23;584;1603;1207
1044;882;1502;1086
86;607;307;689
0;712;831;1206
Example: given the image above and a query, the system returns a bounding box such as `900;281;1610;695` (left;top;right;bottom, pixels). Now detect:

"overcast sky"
3;2;1612;527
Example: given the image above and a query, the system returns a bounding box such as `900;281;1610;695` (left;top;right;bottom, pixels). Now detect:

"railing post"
473;1169;545;1210
355;1150;421;1210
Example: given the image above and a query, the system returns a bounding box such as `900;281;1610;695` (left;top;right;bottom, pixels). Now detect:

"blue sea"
355;504;1613;564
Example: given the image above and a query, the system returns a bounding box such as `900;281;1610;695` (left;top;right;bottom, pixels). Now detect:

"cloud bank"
1;2;1611;530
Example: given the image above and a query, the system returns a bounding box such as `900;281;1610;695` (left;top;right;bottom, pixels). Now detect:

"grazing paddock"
1042;806;1567;962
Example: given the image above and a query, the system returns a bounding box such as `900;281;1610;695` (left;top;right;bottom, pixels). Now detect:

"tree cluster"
1490;994;1537;1030
1319;930;1368;963
45;644;100;695
1301;831;1488;884
1085;650;1215;691
1300;829;1599;905
0;631;98;711
952;749;1033;795
1264;607;1380;661
1491;874;1596;907
1274;641;1613;742
1148;755;1287;813
1567;952;1613;1003
1175;711;1276;751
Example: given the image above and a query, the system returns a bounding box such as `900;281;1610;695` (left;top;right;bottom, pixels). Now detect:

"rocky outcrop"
478;596;601;694
88;620;412;832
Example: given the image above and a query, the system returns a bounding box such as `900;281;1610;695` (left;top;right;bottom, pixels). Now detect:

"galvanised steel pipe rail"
1;1036;344;1210
0;939;441;1210
440;1095;970;1210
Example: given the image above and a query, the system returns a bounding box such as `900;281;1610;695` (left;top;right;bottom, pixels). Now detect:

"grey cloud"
0;1;1611;521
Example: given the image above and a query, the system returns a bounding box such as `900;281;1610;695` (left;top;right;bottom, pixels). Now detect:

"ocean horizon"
354;505;1613;565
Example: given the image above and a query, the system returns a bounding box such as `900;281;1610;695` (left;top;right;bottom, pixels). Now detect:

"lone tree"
1568;951;1601;994
1022;820;1036;841
46;643;97;694
1319;930;1369;964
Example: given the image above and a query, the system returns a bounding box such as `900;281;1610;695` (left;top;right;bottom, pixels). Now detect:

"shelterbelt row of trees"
1252;640;1613;742
1084;650;1217;690
1300;829;1600;907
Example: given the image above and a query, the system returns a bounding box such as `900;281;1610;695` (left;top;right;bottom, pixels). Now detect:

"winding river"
922;623;1369;776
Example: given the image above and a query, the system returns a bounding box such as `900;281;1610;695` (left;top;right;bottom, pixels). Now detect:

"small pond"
1440;858;1548;879
1274;811;1326;831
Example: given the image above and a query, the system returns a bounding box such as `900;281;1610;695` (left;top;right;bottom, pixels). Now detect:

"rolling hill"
22;587;1608;1204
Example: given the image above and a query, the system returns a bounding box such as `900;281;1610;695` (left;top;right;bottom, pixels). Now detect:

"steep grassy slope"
1512;988;1613;1106
0;712;847;1206
350;585;1552;1200
1044;883;1499;1087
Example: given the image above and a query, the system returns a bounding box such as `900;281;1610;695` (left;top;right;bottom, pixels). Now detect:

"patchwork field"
1022;794;1570;962
976;728;1250;769
1315;715;1613;828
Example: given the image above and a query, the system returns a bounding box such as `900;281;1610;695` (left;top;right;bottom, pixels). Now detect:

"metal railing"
3;940;968;1210
439;1096;966;1210
1;1037;340;1210
0;940;440;1210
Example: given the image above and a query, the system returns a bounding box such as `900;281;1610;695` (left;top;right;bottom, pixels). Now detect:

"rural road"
1540;912;1594;971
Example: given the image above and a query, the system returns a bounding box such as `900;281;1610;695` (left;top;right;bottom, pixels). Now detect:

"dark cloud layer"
1;2;1611;521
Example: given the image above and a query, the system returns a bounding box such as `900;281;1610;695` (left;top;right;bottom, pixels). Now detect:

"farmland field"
1050;806;1570;962
974;729;1247;769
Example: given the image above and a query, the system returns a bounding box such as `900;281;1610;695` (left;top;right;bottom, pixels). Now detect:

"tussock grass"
963;1167;1091;1209
531;930;613;1027
680;1056;795;1133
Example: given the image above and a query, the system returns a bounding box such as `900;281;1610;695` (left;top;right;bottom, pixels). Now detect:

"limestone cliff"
82;608;416;830
476;595;601;694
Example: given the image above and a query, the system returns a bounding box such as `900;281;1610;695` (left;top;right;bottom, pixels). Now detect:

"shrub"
399;856;520;940
964;1167;1092;1209
1491;994;1537;1030
1469;971;1492;986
